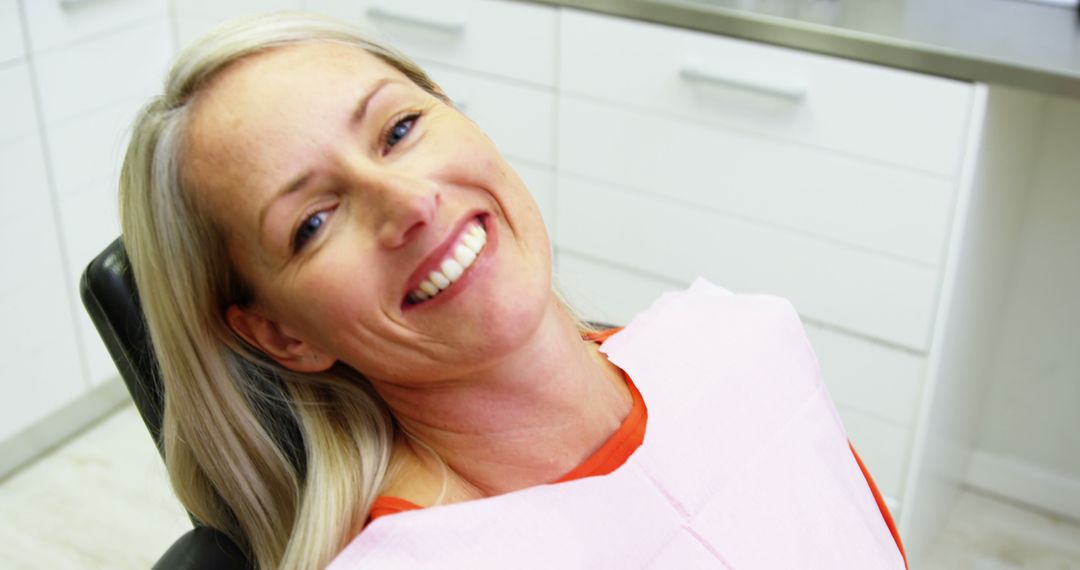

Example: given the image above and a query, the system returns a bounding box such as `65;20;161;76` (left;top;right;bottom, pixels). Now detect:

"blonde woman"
121;13;906;570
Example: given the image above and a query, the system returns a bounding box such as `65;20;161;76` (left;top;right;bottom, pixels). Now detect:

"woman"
121;13;904;570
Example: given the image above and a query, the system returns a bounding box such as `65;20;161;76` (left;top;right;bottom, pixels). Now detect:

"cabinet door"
0;0;24;65
0;64;86;442
561;9;974;177
427;63;555;167
22;0;167;54
308;0;557;87
556;175;941;351
558;97;955;267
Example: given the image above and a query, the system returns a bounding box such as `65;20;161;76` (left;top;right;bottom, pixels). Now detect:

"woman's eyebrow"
257;78;398;237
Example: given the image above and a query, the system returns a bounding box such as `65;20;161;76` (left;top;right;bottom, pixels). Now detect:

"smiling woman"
120;12;615;570
120;11;906;570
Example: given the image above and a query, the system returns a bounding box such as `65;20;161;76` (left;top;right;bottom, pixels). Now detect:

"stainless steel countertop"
520;0;1080;99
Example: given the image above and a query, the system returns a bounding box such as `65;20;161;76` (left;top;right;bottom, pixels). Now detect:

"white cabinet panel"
59;182;121;387
428;63;555;166
556;176;941;350
555;251;682;326
45;101;133;198
59;183;120;294
839;406;912;500
0;64;39;146
560;10;973;177
0;138;51;220
559;97;956;265
0;155;85;442
508;159;554;233
34;17;171;125
0;0;24;64
22;0;167;53
172;0;301;48
308;0;557;86
805;324;926;426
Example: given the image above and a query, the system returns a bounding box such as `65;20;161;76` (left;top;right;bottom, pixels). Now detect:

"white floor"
2;404;1079;569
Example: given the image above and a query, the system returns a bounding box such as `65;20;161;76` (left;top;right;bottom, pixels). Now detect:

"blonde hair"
120;13;450;570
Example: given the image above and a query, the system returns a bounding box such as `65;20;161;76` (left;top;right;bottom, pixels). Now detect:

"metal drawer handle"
679;62;809;102
366;6;466;35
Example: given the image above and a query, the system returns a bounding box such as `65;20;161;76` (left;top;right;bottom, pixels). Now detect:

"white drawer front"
804;324;926;426
428;64;555;167
34;17;171;126
22;0;167;54
558;250;926;426
509;159;554;233
0;0;24;64
560;10;974;177
46;100;134;198
0;138;52;227
559;97;956;266
839;406;911;500
556;250;684;326
0;64;39;146
172;0;301;48
308;0;556;87
556;176;941;350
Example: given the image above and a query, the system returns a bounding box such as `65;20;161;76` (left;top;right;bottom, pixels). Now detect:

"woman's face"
183;42;553;383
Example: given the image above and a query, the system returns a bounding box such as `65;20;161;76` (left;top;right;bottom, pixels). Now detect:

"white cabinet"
553;9;984;537
21;0;167;54
560;10;973;177
0;63;85;444
0;0;175;474
307;0;558;87
0;0;24;65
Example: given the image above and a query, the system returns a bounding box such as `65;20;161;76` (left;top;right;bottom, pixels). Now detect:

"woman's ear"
225;304;335;373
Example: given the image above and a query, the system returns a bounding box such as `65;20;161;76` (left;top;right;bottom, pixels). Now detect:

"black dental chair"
81;238;255;569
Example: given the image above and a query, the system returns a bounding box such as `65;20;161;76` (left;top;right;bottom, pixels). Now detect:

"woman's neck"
372;305;631;505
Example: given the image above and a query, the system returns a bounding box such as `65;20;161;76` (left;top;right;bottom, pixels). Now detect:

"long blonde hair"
120;13;451;570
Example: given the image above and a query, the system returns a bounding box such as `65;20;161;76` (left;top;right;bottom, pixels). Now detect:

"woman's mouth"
404;217;488;306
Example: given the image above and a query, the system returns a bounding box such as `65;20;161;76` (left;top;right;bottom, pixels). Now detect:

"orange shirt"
367;328;906;568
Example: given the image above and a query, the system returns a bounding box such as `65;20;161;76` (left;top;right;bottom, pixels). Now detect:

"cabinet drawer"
46;101;133;198
804;325;925;426
428;64;555;166
556;250;683;326
308;0;556;87
556;176;941;350
22;0;167;53
559;97;956;265
34;17;171;126
0;0;24;64
510;159;554;231
558;250;926;426
0;64;39;146
560;10;974;177
838;406;911;500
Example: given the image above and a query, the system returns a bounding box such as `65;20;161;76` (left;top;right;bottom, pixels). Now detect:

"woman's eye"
385;113;419;149
293;210;330;252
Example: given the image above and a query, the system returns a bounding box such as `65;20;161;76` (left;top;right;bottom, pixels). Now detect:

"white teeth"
441;258;464;282
429;271;451;290
453;244;477;266
462;234;483;253
408;219;489;305
418;280;439;297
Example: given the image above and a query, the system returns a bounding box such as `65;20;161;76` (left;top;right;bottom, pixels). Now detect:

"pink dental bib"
328;278;906;569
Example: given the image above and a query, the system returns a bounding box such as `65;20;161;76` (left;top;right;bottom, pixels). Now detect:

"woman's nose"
368;169;441;249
